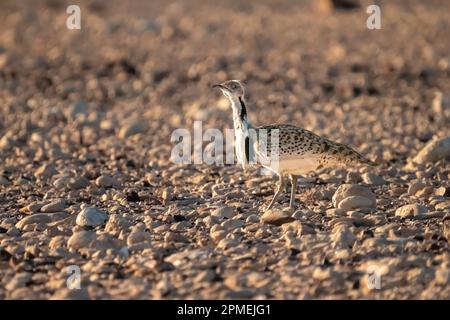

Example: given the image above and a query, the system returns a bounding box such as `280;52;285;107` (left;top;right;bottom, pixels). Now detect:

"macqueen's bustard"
213;80;375;210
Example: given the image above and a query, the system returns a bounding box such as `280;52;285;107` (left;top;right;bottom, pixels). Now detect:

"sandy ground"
0;0;449;299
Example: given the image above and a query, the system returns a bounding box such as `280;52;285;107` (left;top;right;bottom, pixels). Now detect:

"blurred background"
1;0;449;166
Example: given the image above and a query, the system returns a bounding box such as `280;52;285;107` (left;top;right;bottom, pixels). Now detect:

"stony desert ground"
0;0;449;299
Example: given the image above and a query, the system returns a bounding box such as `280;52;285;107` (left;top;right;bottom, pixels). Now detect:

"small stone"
34;164;58;179
105;214;131;235
211;206;234;219
435;201;450;210
395;204;428;218
20;202;44;214
435;268;449;285
126;191;140;202
443;215;450;240
67;230;96;250
127;230;151;246
332;184;376;209
0;176;11;186
194;270;217;283
221;219;244;230
5;273;32;291
407;181;427;196
50;288;90;300
362;172;385;186
210;230;227;243
76;207;108;227
95;175;118;188
118;120;147;139
409;136;450;166
435;186;447;197
69;177;90;190
331;225;356;248
245;214;260;224
15;212;69;230
40;199;66;213
217;238;239;250
338;196;375;211
6;227;20;237
261;209;295;226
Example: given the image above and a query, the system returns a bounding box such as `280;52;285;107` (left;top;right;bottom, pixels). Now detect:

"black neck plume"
238;96;247;121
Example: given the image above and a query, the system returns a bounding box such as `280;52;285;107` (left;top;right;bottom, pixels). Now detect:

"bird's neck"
230;96;251;132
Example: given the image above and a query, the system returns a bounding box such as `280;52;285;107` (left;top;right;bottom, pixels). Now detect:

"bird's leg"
289;175;298;208
266;175;286;210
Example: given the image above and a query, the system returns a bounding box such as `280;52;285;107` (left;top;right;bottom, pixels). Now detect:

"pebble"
0;176;11;186
34;164;57;179
40;199;66;213
331;225;356;248
127;229;151;246
67;230;96;250
409;136;450;166
338;195;375;211
118;120;147;139
261;209;295;226
332;184;376;209
96;175;118;188
211;206;234;219
395;204;428;218
76;207;108;227
407;181;427;196
362;172;385;186
16;212;69;230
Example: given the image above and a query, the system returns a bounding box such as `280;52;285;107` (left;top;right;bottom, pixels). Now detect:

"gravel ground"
0;0;449;299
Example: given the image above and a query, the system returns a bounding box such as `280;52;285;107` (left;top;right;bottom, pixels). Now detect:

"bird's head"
212;80;245;100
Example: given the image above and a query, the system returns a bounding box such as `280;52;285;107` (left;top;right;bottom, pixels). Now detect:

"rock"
127;230;151;246
282;220;316;236
407;181;427;196
95;175;118;188
40;199;66;213
20;202;44;214
443;215;450;240
0;176;11;186
15;212;69;230
435;186;447;197
69;177;90;190
409;136;450;166
76;207;108;227
332;184;376;209
221;218;244;230
210;230;227;243
217;238;239;250
194;270;217;283
245;214;260;223
67;230;96;250
6;227;20;237
50;288;90;300
338;195;375;211
105;214;131;235
5;273;32;291
34;164;58;179
362;172;385;186
211;206;234;219
331;225;356;248
435;201;450;210
395;204;428;218
435;268;449;285
261;209;295;226
118;120;147;139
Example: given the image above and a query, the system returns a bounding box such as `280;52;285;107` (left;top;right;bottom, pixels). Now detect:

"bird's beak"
212;84;227;91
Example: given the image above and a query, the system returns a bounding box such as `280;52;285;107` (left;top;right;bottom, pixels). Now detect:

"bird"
213;79;375;210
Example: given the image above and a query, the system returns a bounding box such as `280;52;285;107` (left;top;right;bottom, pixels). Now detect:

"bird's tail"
328;142;379;167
